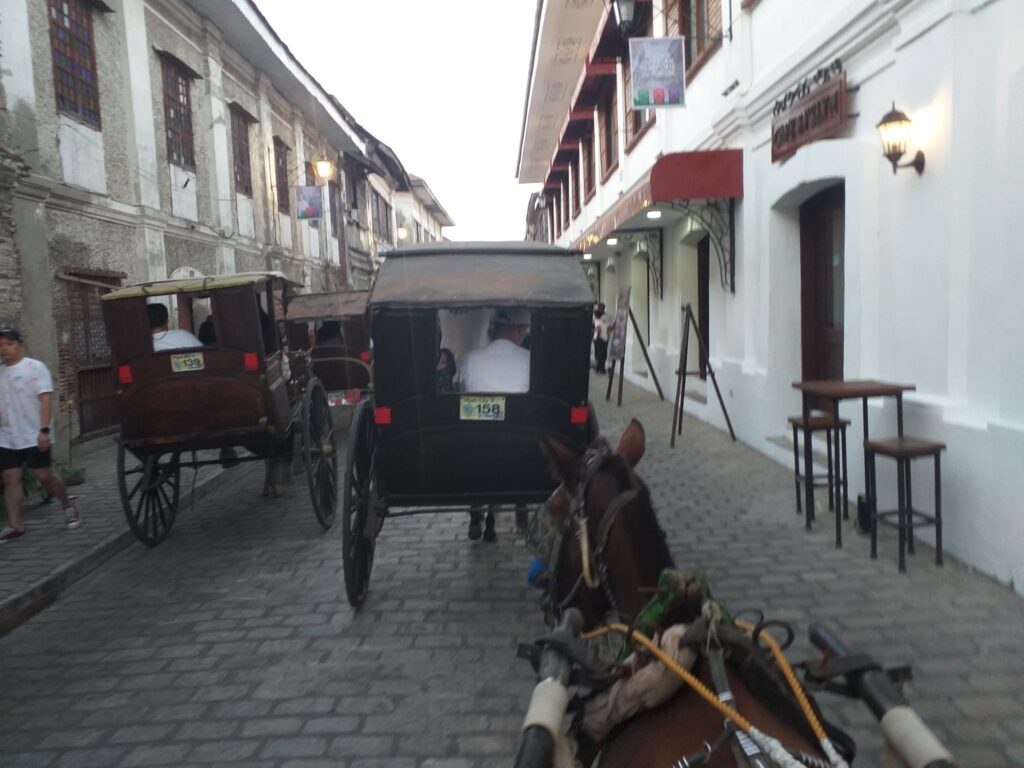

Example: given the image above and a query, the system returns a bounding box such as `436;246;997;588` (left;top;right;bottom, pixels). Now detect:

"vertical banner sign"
608;285;631;362
295;185;323;220
629;37;686;108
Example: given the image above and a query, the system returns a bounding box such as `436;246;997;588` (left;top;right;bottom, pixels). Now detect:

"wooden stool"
865;437;946;572
788;413;850;520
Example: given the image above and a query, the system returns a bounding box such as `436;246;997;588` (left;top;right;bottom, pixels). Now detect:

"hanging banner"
295;185;323;220
628;36;686;108
608;285;631;362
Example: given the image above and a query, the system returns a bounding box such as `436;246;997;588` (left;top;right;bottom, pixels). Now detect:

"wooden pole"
605;359;616;402
677;305;692;437
628;308;664;400
670;308;686;448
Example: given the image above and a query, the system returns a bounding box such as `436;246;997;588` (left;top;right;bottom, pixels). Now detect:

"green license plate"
170;351;205;373
459;396;506;421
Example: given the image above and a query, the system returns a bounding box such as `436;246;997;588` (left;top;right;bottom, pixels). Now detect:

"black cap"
0;327;24;342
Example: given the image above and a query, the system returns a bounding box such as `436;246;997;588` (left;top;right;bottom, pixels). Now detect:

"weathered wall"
164;234;217;276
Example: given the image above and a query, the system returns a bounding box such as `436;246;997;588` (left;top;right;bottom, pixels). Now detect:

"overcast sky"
253;0;541;242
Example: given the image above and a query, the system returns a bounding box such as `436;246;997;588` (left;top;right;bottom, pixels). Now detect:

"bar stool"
865;437;945;572
788;413;850;518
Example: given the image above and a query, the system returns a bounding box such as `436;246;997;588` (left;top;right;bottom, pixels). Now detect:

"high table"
792;379;916;546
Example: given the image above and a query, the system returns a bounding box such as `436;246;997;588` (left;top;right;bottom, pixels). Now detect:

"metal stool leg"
826;427;834;512
792;424;802;516
905;458;916;555
896;457;907;573
935;453;943;565
869;449;878;560
841;424;849;520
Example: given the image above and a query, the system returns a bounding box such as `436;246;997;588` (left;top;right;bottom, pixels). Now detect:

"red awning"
573;149;743;249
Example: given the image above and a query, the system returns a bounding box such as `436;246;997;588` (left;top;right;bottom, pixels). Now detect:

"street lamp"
312;155;335;182
612;0;636;36
876;102;925;175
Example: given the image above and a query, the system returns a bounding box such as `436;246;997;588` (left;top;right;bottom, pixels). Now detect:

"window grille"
229;106;253;196
161;55;195;169
599;82;618;176
274;137;290;213
48;0;101;128
570;157;581;217
665;0;723;72
581;133;595;199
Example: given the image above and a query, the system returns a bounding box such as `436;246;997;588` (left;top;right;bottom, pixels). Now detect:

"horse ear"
540;437;580;489
616;419;646;468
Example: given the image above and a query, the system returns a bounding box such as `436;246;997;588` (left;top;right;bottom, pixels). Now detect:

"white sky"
253;0;542;242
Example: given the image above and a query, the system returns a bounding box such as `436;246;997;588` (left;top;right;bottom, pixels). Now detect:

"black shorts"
0;446;52;472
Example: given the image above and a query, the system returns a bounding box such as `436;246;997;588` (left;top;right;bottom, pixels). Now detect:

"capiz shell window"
160;54;196;169
48;0;101;128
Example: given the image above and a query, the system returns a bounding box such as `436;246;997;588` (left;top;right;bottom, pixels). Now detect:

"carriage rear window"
437;308;531;394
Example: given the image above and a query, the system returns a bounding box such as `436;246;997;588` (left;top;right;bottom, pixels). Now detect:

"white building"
394;175;454;246
519;0;1024;593
0;0;446;441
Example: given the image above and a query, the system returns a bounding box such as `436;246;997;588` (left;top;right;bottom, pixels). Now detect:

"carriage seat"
310;345;370;392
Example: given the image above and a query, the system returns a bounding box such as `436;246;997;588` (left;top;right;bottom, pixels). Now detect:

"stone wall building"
0;0;449;443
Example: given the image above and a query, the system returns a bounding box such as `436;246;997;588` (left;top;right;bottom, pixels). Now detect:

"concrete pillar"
256;74;278;247
202;26;234;238
120;0;161;210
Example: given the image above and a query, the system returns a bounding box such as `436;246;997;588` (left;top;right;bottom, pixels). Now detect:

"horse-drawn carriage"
341;241;598;606
284;289;372;431
101;271;338;544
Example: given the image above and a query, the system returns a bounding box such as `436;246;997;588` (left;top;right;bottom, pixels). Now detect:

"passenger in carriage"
456;308;530;394
147;303;202;351
314;320;344;347
197;314;216;345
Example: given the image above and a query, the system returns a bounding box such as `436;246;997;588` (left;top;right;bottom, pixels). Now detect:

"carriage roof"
285;290;369;322
369;242;594;309
101;271;301;301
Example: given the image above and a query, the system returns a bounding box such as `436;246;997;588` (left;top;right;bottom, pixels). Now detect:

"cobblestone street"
1;378;1022;767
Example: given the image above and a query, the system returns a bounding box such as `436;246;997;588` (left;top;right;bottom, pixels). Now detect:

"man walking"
0;328;80;542
593;303;610;374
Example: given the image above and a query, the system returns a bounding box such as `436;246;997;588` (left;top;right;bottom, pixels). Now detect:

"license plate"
460;396;506;421
170;352;205;373
328;390;361;407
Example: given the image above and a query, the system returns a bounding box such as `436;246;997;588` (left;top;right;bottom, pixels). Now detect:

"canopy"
102;272;301;301
286;290;369;321
370;242;593;308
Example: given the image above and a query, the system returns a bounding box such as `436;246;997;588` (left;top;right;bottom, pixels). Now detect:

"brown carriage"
101;272;338;545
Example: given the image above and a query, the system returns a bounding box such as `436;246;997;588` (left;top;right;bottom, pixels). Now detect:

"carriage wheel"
302;378;339;530
117;441;181;546
342;398;377;608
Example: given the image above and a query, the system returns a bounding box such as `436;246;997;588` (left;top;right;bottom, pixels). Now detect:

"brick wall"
0;148;29;328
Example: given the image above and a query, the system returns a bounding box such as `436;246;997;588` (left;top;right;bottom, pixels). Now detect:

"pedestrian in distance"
593;303;610;374
0;327;81;542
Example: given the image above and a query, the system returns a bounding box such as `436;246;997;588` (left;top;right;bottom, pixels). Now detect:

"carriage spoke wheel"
342;399;377;608
303;378;338;530
117;441;181;546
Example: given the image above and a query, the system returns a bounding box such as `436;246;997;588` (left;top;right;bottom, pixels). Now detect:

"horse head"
540;419;675;631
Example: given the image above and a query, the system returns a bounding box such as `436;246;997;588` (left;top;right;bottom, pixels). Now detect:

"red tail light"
243;352;259;372
118;365;133;385
570;406;588;425
374;407;392;425
359;351;371;362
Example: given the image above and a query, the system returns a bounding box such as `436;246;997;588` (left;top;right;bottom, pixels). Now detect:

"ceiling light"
646;210;662;220
583;252;593;260
606;237;618;246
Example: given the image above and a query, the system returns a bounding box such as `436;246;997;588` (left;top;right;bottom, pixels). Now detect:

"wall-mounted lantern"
876;102;925;175
612;0;636;36
312;156;335;182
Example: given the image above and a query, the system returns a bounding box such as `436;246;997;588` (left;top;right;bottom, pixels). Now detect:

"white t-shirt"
457;339;530;393
152;329;203;351
0;357;55;449
594;315;611;341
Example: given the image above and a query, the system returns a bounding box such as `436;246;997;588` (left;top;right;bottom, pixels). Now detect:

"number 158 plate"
460;396;506;421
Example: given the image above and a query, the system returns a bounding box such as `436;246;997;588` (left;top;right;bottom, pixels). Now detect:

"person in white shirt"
457;308;531;394
147;303;203;351
0;327;81;542
593;303;610;374
457;308;531;542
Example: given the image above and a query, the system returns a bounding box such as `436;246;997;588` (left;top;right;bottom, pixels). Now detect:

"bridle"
543;439;644;626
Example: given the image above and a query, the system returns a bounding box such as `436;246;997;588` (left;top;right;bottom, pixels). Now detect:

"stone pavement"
0;378;1021;767
0;436;232;635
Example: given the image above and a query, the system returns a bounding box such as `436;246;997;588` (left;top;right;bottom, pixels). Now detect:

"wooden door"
799;184;845;390
67;273;123;436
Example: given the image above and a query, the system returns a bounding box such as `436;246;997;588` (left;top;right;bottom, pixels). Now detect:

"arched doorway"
799;184;845;384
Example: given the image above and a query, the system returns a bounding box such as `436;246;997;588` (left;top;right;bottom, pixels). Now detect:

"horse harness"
544;440;643;625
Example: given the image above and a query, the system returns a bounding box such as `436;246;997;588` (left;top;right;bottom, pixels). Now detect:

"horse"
537;419;855;768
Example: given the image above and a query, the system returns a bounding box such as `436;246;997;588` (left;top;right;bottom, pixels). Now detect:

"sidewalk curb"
0;462;258;638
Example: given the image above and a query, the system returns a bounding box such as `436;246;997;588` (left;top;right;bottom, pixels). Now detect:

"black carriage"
342;242;598;606
101;272;338;544
284;289;372;431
